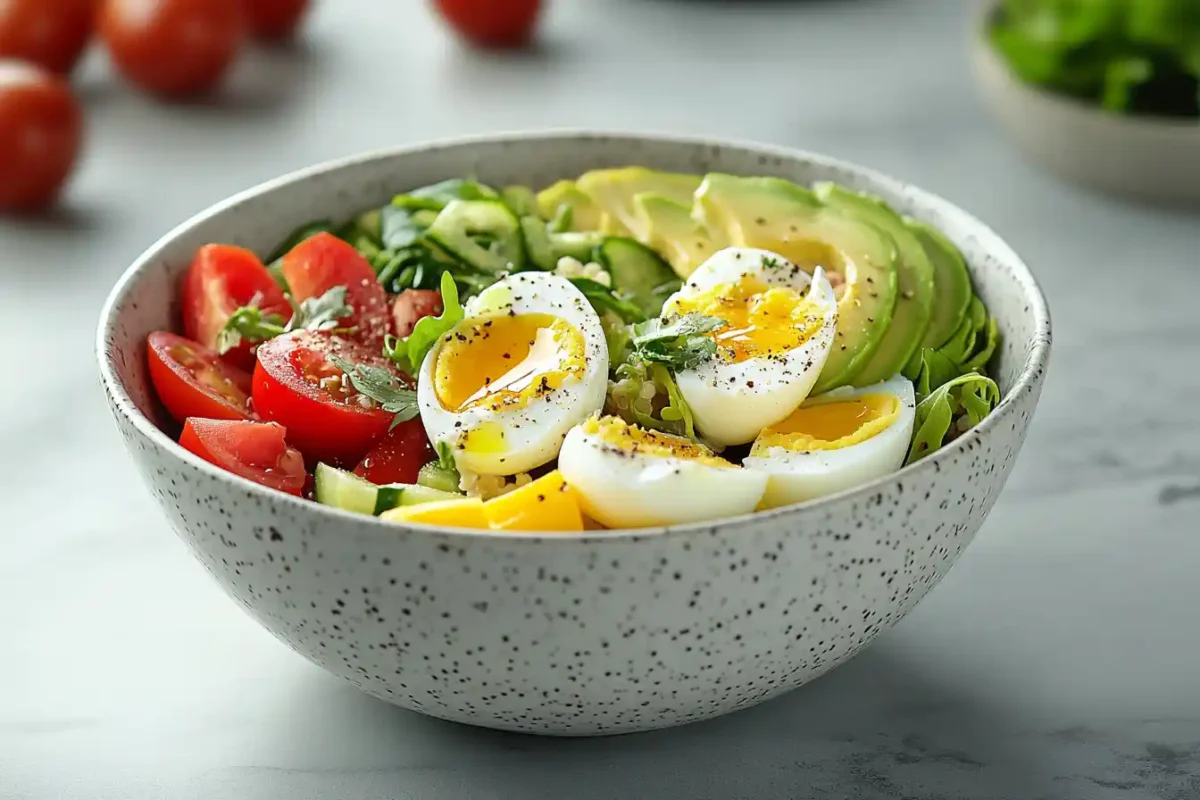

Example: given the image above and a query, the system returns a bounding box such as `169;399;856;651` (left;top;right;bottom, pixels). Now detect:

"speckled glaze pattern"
97;133;1051;737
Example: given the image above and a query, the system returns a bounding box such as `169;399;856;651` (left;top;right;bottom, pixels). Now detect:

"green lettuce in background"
989;0;1200;117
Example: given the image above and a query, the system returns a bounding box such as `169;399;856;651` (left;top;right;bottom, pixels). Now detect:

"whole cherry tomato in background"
0;61;82;212
99;0;243;98
243;0;311;41
432;0;543;48
0;0;96;75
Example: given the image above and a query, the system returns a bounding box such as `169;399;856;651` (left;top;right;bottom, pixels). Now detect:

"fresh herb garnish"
217;286;355;354
384;272;465;373
568;277;647;324
629;313;723;371
329;356;420;430
607;360;701;443
760;254;785;270
905;373;999;464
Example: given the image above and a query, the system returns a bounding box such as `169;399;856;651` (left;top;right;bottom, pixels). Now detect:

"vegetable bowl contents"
987;0;1200;118
144;166;1003;530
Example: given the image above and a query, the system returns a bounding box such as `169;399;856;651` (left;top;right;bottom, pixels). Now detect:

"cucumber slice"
502;185;537;217
417;461;462;494
520;216;556;270
551;231;605;262
426;199;524;273
598;237;683;319
315;463;462;516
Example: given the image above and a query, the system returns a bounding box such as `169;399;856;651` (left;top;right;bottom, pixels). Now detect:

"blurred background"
4;2;1200;798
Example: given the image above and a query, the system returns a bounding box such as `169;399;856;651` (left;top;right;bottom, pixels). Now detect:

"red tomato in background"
0;61;82;212
281;232;391;346
0;0;96;75
432;0;542;47
354;419;435;486
99;0;243;98
253;331;410;468
179;418;307;496
147;331;254;423
243;0;310;40
391;289;443;338
182;244;290;371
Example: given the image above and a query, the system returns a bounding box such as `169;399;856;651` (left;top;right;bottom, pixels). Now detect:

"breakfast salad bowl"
97;132;1051;736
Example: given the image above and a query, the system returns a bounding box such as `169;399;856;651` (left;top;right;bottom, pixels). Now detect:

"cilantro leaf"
630;313;723;372
386;272;465;373
329;356;420;430
216;286;355;355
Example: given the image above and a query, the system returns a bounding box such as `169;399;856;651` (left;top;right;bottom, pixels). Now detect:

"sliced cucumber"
315;463;462;516
417;461;462;494
598;237;683;319
520;216;556;270
551;231;604;262
502;185;537;217
426;199;524;273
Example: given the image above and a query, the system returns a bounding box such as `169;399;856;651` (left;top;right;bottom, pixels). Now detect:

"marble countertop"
4;1;1199;797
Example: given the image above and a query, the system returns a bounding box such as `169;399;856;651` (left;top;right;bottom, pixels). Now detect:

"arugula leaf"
568;277;647;324
216;286;354;354
629;313;723;372
385;272;465;373
904;346;963;401
392;179;499;212
905;373;1000;465
329;356;420;430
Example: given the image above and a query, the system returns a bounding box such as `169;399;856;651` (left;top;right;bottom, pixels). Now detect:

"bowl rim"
973;0;1200;132
96;129;1052;542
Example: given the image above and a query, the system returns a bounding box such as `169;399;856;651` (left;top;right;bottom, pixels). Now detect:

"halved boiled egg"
418;272;609;476
660;247;839;447
742;375;916;508
557;415;768;528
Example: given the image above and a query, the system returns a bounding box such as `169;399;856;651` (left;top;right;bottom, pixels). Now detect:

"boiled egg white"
660;247;839;447
557;415;767;528
418;272;608;476
742;375;916;508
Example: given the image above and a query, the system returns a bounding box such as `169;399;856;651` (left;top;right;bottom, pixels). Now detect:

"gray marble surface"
3;1;1198;797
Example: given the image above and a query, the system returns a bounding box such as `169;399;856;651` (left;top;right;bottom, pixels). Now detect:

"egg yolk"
751;392;900;453
585;416;734;468
434;313;586;413
669;274;826;362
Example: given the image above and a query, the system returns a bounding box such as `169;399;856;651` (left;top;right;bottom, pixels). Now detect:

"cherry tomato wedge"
253;331;411;468
147;331;253;423
182;243;290;371
391;289;444;338
353;418;435;486
433;0;543;48
179;418;307;496
281;232;391;346
243;0;310;40
0;0;96;76
0;61;82;212
99;0;243;98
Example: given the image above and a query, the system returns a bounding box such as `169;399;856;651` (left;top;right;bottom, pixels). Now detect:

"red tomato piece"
433;0;542;47
147;331;253;423
0;0;96;76
99;0;243;98
281;232;391;346
182;243;290;371
253;331;411;468
0;61;82;212
179;418;307;496
243;0;310;40
353;418;435;486
391;289;444;338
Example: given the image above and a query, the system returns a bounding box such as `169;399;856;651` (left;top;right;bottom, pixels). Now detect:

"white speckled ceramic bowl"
97;132;1051;737
971;3;1200;206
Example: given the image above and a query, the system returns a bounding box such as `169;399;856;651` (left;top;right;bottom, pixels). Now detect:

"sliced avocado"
634;193;726;278
694;173;900;393
577;167;702;241
817;184;935;387
905;219;972;351
536;180;608;232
